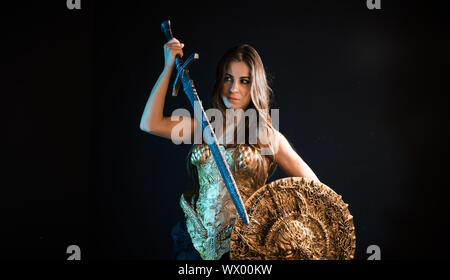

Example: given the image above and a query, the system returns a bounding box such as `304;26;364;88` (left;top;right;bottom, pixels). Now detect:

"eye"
240;79;250;84
224;76;233;82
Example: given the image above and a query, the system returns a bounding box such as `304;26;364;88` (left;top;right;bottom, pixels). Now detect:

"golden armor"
180;144;356;260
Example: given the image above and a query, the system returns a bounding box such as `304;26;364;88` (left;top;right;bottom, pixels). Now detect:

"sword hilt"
161;20;183;70
161;20;173;41
161;20;184;96
161;20;199;97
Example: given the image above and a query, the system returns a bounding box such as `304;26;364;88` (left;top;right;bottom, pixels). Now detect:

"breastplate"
180;144;271;260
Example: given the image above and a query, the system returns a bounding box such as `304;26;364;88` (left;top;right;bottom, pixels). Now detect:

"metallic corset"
180;144;272;260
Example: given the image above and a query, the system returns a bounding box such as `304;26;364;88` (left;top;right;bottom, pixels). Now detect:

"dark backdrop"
3;0;448;260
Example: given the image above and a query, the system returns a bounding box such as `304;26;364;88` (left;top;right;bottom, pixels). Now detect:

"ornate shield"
230;177;356;260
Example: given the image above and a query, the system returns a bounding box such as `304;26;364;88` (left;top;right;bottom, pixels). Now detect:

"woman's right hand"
164;38;184;70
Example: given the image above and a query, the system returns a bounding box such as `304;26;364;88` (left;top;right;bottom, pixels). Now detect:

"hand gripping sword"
161;20;249;225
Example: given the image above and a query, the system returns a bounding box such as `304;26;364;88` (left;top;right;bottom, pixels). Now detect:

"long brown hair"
211;44;277;152
187;44;278;188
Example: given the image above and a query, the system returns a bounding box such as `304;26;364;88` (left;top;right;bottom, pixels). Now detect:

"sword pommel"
161;20;173;41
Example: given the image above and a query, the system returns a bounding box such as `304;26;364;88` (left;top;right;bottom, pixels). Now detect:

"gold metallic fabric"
230;177;356;260
180;144;273;260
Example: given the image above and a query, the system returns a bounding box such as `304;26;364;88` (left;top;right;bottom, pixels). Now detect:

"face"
221;61;252;110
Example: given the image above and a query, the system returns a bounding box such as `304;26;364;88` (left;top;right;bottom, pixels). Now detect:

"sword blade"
180;71;249;225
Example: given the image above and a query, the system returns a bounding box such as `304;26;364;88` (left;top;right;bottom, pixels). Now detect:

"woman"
140;38;319;260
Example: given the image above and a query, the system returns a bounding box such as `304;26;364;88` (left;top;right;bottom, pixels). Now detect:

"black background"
2;0;449;260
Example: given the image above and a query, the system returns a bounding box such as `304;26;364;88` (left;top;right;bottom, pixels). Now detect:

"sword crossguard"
172;53;199;96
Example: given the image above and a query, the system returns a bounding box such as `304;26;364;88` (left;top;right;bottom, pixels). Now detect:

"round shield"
230;177;356;260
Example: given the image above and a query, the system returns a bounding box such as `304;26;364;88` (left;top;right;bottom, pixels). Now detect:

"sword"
161;20;249;225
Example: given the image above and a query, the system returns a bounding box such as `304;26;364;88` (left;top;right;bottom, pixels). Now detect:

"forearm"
278;152;317;180
275;131;320;182
140;66;173;131
292;156;319;182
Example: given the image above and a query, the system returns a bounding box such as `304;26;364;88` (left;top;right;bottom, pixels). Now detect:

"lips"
228;97;239;103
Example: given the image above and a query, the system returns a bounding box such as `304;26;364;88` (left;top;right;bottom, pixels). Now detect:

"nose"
230;79;239;93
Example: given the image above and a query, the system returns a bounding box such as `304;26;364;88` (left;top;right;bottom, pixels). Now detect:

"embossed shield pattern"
230;177;356;260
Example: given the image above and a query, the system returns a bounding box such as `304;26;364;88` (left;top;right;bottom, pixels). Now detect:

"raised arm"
139;38;197;142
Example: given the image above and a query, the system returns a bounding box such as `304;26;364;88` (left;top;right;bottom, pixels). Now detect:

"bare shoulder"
256;128;289;157
271;130;300;163
274;130;289;145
